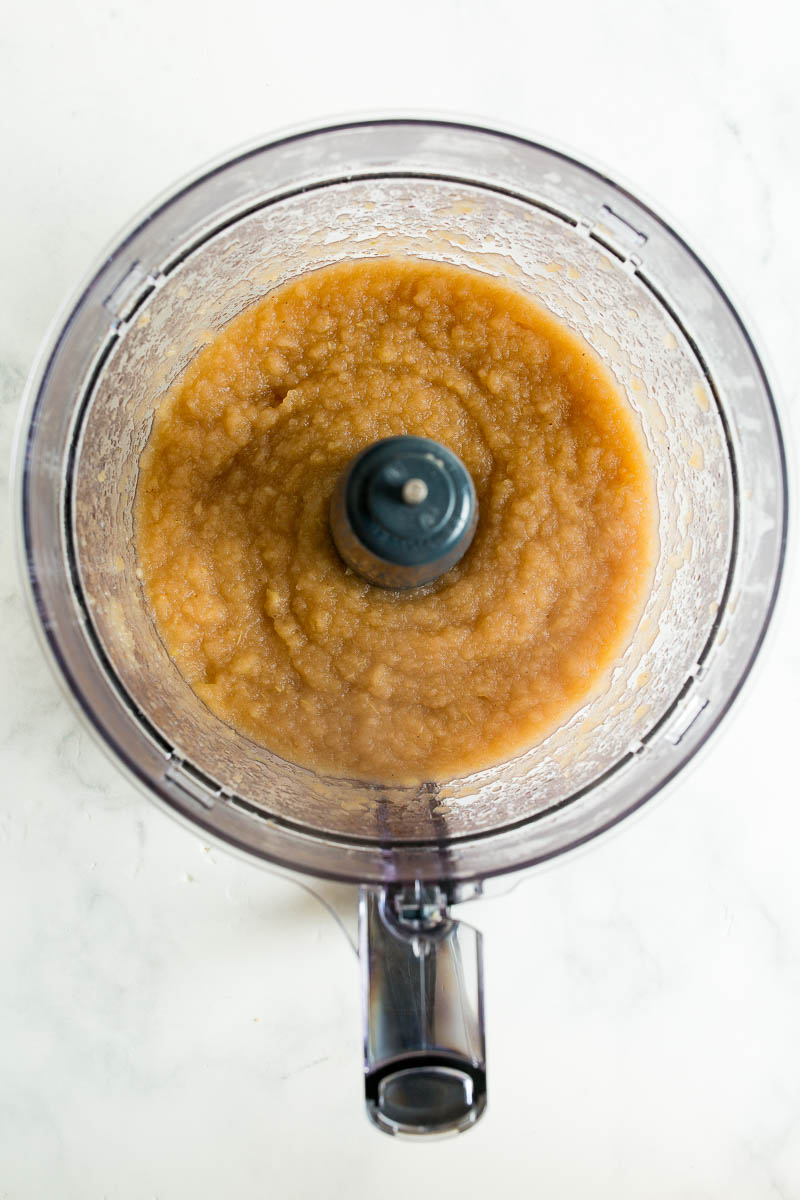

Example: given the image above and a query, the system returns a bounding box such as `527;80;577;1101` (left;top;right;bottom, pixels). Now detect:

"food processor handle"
359;885;487;1137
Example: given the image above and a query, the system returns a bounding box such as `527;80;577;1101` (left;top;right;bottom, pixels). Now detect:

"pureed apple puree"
136;259;655;783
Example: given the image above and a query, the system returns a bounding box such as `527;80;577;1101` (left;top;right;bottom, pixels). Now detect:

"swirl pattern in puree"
136;259;655;783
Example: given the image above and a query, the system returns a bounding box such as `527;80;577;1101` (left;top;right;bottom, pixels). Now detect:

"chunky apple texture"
136;258;655;783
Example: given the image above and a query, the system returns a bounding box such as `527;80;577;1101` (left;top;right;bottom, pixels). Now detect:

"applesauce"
136;259;655;783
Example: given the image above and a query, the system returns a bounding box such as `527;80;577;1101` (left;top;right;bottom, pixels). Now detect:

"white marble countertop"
1;0;798;1195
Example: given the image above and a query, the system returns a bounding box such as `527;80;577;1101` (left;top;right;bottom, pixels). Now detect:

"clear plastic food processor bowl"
15;120;787;1137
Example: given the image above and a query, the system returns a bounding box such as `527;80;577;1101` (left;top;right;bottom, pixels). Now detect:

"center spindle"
329;435;478;589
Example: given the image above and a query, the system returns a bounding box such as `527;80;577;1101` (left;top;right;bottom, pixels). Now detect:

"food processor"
15;119;787;1137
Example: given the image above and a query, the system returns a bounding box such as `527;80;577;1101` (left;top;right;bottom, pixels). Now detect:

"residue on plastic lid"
693;381;711;412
